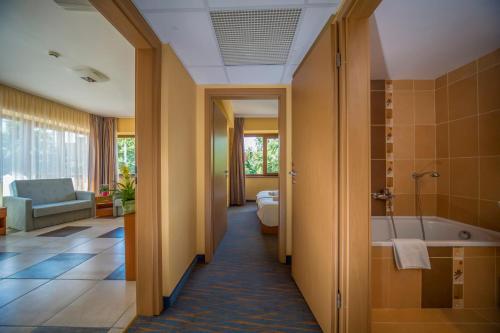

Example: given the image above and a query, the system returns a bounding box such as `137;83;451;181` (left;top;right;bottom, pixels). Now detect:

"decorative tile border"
385;80;394;214
452;247;464;309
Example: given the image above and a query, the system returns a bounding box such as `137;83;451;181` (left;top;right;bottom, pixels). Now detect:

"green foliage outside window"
244;137;263;175
117;137;136;174
266;138;279;174
244;135;279;175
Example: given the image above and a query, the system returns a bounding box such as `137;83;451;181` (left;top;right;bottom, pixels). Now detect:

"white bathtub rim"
371;215;500;247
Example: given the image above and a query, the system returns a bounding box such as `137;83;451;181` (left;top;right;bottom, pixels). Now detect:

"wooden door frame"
293;0;379;331
90;0;164;316
204;88;287;263
334;0;380;332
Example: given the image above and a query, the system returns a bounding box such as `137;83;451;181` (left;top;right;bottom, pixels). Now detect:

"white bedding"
256;190;279;227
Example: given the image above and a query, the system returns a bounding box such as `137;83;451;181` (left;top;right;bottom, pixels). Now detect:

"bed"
256;190;279;234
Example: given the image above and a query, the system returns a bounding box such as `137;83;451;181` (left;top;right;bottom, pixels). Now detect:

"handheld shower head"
412;171;440;179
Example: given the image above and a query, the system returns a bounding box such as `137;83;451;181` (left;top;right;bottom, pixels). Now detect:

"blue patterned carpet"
128;204;321;332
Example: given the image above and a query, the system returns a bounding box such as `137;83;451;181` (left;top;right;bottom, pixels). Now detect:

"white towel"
392;239;431;270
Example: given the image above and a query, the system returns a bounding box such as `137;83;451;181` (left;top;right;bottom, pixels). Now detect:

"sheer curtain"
0;84;90;196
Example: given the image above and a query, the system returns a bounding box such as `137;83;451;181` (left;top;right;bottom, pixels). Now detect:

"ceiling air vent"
210;8;301;66
72;67;109;83
53;0;96;12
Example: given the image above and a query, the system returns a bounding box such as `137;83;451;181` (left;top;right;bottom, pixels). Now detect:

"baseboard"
286;255;292;265
163;254;204;309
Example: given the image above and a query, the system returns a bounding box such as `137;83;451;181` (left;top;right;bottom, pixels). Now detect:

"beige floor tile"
107;328;125;333
64;238;122;254
0;254;55;278
113;302;136;328
57;253;124;280
102;241;125;255
0;280;97;326
0;279;49;307
44;281;136;328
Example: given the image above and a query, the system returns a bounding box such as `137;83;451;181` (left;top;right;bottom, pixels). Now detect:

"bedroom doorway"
204;88;287;263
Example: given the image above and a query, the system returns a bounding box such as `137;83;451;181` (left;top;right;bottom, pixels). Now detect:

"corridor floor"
128;204;321;332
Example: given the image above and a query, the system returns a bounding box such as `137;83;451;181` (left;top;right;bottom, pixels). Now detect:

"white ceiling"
371;0;500;79
230;99;278;117
132;0;339;84
0;0;135;117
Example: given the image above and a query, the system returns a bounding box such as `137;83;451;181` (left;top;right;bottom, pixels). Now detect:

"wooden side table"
95;196;113;218
0;207;6;236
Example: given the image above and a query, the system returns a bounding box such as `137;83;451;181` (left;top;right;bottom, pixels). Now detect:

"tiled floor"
0;217;136;333
372;308;500;333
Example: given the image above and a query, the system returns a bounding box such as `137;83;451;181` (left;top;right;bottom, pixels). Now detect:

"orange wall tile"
435;48;500;232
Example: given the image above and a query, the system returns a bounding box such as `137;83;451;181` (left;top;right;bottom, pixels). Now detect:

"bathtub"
371;216;500;309
372;216;500;247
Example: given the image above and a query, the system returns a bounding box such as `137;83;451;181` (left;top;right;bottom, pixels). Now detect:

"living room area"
0;0;137;331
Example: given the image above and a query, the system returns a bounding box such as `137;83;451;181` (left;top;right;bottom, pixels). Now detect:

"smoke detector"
72;67;109;83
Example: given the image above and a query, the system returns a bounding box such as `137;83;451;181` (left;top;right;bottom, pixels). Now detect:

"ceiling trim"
139;2;339;14
90;0;161;49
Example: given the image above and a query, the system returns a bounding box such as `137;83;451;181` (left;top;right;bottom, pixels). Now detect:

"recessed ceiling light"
48;50;61;58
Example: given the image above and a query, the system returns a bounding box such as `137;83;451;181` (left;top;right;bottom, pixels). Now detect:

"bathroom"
369;0;500;329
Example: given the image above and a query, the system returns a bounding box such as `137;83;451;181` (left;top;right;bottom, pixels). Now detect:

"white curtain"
0;85;90;195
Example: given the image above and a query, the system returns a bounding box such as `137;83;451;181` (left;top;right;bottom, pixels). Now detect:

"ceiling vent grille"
53;0;96;12
210;8;301;66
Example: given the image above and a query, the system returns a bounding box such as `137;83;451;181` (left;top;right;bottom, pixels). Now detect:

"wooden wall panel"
90;0;163;316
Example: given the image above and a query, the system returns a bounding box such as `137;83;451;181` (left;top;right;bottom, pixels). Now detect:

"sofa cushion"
32;200;92;218
10;179;77;205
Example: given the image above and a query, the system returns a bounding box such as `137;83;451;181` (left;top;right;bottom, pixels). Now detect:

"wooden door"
212;103;228;253
291;22;338;332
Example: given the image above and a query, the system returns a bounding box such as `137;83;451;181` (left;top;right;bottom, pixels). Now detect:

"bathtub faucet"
371;188;394;200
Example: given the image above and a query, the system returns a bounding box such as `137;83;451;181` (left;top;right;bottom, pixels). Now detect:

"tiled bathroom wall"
371;80;386;216
370;79;437;216
435;48;500;232
370;48;499;226
391;80;437;216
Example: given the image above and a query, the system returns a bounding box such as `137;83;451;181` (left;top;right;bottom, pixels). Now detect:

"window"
117;136;136;174
1;112;89;195
244;134;279;176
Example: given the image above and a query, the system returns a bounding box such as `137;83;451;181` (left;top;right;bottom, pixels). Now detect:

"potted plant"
115;164;136;281
99;184;110;197
115;165;135;214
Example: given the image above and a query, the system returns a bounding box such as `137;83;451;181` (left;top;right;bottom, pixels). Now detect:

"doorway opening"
369;1;500;331
204;89;287;264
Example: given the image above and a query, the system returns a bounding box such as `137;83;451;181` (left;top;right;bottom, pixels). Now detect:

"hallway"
129;204;321;332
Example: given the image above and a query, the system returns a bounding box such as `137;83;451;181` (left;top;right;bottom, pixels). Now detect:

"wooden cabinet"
124;212;136;281
0;207;6;236
95;196;113;218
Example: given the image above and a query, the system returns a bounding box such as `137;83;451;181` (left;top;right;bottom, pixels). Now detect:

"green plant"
115;164;135;214
99;184;110;196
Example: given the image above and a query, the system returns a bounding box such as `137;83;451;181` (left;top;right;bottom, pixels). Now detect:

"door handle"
288;170;297;177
